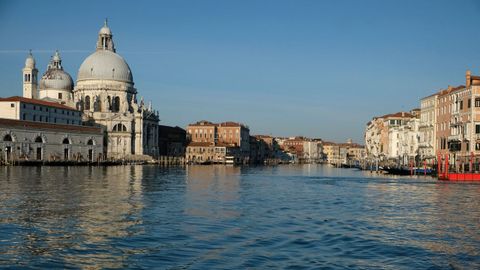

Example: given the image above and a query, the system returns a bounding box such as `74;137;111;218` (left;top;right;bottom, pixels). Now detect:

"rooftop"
0;118;102;134
0;96;77;111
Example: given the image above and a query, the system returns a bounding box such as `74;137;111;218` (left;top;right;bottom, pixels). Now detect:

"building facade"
419;93;438;162
0;118;103;164
0;96;82;125
17;21;160;160
186;120;250;164
365;111;419;165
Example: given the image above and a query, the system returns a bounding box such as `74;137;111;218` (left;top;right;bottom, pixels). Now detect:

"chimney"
466;70;471;88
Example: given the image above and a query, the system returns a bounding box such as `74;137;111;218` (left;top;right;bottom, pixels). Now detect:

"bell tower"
22;50;38;99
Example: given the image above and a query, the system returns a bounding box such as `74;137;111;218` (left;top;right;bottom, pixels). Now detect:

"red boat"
437;153;480;181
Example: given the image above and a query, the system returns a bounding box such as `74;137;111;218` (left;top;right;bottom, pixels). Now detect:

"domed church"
22;21;160;159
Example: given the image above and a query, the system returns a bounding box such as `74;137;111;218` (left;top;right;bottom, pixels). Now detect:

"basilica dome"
40;69;73;91
39;51;73;91
77;50;133;83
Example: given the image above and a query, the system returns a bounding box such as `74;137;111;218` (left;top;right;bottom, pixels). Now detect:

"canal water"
0;165;479;269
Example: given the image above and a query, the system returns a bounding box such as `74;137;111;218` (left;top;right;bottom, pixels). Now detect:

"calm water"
0;165;479;269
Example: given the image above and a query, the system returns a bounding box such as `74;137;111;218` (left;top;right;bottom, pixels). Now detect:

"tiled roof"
438;85;465;96
322;141;337;146
254;135;272;139
219;121;240;127
0;118;102;134
188;120;217;126
380;112;414;119
187;142;214;147
0;96;77;111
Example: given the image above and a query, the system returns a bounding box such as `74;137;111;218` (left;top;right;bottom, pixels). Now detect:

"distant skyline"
1;0;480;143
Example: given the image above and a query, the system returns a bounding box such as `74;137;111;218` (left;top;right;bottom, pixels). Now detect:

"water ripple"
0;165;479;269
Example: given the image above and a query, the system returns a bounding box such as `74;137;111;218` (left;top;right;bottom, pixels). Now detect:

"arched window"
85;96;91;110
107;96;112;111
113;123;127;132
94;98;102;112
113;96;120;112
34;136;43;143
62;138;70;144
87;139;94;145
24;74;28;82
3;134;12;142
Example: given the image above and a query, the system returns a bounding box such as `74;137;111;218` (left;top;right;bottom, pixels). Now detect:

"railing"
438;153;480;180
447;134;462;141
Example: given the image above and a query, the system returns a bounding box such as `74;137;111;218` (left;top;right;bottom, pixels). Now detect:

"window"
62;138;70;144
39;116;43;122
468;99;471;108
46;117;49;122
33;115;36;121
35;136;43;143
113;123;127;132
40;107;42;112
58;93;63;99
113;96;120;112
3;134;12;142
475;98;480;107
46;108;49;112
23;104;26;109
22;114;26;120
476;125;480;134
10;103;14;108
33;105;36;110
85;96;91;110
460;100;463;110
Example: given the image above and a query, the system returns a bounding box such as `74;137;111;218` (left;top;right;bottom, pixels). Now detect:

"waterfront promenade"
0;164;478;269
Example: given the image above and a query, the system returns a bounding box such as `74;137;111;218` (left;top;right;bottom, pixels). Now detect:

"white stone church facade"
21;21;160;159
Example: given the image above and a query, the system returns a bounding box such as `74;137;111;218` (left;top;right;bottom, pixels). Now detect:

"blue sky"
1;0;480;143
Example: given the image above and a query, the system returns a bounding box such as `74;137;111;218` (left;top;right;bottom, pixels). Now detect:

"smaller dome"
99;19;112;35
25;52;35;68
99;26;111;35
40;69;74;91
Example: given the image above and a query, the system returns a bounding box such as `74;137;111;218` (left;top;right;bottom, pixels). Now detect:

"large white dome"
77;50;133;83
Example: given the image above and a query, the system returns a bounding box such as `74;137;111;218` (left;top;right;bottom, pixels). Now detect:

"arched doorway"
63;138;70;160
87;139;94;162
34;136;43;160
3;134;13;162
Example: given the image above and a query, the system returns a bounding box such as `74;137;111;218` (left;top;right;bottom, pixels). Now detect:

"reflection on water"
0;164;479;269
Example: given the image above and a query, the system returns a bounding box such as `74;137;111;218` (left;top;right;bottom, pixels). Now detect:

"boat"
383;166;412;175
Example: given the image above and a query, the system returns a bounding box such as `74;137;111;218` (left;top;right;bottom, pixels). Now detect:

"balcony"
448;134;463;142
418;142;432;148
450;122;463;128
